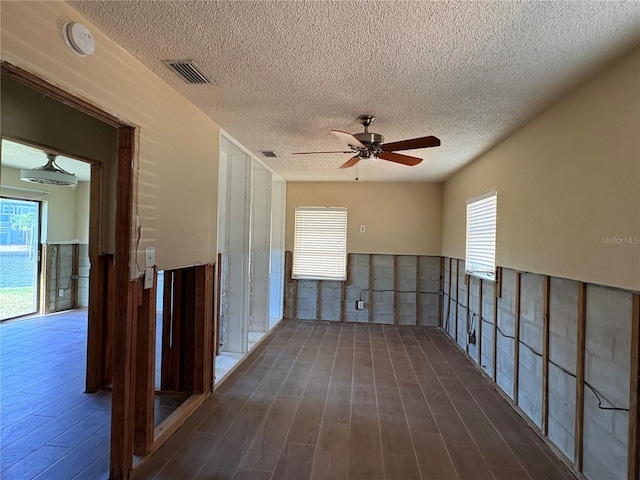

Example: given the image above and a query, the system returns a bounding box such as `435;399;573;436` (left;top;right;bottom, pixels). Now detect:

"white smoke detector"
63;22;95;57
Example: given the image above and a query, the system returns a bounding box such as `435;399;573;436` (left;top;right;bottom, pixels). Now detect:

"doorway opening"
0;197;41;320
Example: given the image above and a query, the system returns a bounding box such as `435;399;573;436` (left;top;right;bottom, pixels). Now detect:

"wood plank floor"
133;320;577;480
0;310;188;480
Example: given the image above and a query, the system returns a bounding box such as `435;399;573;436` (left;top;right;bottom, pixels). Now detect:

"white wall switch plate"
58;289;64;297
145;247;155;267
144;267;154;289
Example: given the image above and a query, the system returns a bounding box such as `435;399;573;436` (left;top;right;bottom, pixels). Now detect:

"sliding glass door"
0;197;41;320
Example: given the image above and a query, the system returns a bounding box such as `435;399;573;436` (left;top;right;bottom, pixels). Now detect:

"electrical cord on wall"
441;291;629;413
358;288;440;302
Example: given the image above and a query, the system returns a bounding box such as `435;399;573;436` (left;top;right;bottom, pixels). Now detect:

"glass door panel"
0;197;40;320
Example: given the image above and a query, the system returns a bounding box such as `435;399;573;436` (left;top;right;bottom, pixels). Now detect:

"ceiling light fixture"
21;153;79;187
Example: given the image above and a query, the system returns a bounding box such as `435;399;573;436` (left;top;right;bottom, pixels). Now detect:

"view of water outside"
0;198;40;320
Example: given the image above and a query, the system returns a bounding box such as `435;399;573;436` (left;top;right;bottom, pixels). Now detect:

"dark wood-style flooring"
0;310;187;480
134;320;576;480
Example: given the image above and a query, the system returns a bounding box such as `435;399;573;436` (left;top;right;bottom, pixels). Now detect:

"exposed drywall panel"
583;285;631;480
442;48;640;291
269;179;286;322
249;164;272;332
548;276;578;462
285;182;442;255
1;1;221;275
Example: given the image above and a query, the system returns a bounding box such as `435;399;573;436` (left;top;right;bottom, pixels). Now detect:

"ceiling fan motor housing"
354;132;384;156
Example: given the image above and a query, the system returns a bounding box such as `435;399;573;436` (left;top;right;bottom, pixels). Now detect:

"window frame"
292;206;347;281
465;190;497;282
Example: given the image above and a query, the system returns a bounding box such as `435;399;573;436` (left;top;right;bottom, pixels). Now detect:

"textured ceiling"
68;1;640;182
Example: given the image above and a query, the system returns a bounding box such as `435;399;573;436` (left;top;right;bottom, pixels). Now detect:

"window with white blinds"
293;207;347;281
465;191;497;281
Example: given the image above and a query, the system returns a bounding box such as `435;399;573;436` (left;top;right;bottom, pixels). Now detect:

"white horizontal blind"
293;207;347;281
466;191;497;281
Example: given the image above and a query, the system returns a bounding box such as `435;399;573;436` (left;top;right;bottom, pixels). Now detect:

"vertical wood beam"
493;267;501;383
316;280;322;321
542;275;550;436
103;256;116;386
215;253;222;356
447;258;452;336
416;256;421;326
393;255;398;325
133;271;156;456
514;271;521;403
368;254;373;323
110;126;135;480
193;265;214;394
574;282;587;472
88;158;104;383
628;293;640;480
455;259;459;344
438;257;444;329
478;279;483;366
71;243;79;308
54;244;61;311
465;274;471;354
341;254;348;322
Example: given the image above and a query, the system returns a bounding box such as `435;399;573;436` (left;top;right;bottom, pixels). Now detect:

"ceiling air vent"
162;60;214;84
260;151;278;158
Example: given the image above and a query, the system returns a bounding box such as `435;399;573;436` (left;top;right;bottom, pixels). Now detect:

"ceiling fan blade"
378;151;423;166
331;130;366;149
381;135;440;152
292;150;353;155
339;155;361;169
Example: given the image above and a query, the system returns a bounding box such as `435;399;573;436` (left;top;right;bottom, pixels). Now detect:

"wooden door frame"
1;62;136;479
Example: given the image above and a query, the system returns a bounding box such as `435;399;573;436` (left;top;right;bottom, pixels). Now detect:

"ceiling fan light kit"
293;115;441;170
21;153;79;187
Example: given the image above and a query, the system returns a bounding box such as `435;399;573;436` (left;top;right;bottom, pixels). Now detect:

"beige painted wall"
1;2;221;275
1;166;83;243
286;182;442;255
442;48;640;291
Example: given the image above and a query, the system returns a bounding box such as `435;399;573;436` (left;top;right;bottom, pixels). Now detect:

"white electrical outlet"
58;289;64;297
144;267;154;289
356;300;364;310
360;225;366;233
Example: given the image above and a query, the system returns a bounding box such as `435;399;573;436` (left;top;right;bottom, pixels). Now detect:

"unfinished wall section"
480;279;495;376
441;257;639;480
456;259;468;350
467;275;480;363
443;259;457;339
45;243;87;313
496;268;517;399
518;272;544;428
548;276;578;462
583;285;632;480
284;252;440;325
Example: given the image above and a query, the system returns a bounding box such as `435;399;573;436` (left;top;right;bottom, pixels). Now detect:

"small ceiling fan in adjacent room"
293;115;441;169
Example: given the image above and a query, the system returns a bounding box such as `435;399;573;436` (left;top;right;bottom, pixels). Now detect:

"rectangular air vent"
260;150;278;158
162;60;214;84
